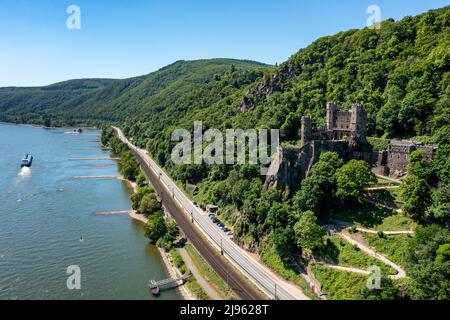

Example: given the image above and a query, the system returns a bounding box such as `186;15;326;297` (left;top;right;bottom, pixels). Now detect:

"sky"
0;0;448;87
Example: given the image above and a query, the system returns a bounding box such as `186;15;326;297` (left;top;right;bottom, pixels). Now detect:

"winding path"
326;228;407;280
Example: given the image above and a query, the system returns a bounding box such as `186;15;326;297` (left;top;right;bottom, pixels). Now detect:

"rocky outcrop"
239;65;297;112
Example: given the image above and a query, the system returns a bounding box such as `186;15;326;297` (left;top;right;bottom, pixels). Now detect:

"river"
0;123;181;300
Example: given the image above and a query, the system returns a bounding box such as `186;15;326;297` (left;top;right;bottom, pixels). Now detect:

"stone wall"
265;102;436;190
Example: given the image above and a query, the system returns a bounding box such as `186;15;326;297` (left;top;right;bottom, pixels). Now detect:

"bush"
144;212;167;244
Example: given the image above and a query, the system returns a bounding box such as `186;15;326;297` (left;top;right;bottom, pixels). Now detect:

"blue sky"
0;0;448;87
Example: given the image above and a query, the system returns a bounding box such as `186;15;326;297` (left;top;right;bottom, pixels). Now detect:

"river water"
0;123;180;300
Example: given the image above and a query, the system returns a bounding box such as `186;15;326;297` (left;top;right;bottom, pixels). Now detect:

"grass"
386;188;404;204
184;244;236;300
367;137;390;151
311;264;367;300
374;214;416;232
335;205;396;228
363;234;412;268
185;278;210;300
259;240;318;300
376;176;396;185
170;249;210;300
321;236;396;276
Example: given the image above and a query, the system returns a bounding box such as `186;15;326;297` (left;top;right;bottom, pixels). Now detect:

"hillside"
0;78;117;125
0;59;266;125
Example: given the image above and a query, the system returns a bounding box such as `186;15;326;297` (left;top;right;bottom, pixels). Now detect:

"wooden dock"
148;274;191;296
72;175;123;180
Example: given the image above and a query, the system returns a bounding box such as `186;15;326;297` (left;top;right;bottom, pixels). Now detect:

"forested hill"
236;5;449;140
114;6;449;167
0;59;267;126
0;78;117;125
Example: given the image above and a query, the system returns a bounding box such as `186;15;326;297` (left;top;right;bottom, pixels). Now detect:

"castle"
264;102;435;191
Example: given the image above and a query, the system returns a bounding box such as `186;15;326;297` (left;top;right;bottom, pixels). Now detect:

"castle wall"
335;111;352;130
265;102;436;190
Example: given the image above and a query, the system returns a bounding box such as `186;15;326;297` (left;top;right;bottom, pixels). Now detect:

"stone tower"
300;116;312;147
350;102;367;138
326;102;337;130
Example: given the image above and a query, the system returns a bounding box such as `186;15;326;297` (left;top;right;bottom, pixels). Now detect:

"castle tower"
301;116;312;147
326;102;336;130
350;102;367;138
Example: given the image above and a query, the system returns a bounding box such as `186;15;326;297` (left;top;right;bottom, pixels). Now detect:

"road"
113;127;308;300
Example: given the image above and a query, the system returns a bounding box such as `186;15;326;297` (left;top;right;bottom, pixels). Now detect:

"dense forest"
1;6;449;300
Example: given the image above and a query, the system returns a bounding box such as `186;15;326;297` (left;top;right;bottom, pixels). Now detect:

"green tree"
139;193;161;216
119;151;140;181
166;220;180;241
407;150;435;182
265;202;292;230
131;186;155;210
336;160;377;203
136;170;148;187
294;211;326;254
294;152;342;214
144;212;167;244
400;175;432;220
408;260;450;300
359;277;400;300
427;183;450;226
406;225;450;300
270;227;296;265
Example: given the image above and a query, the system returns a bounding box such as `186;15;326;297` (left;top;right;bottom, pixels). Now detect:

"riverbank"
105;149;204;300
117;204;199;300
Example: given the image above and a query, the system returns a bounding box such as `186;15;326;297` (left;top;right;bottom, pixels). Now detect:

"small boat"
148;280;160;296
21;154;33;168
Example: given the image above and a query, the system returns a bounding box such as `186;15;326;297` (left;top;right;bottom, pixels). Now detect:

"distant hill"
0;59;267;126
0;78;117;125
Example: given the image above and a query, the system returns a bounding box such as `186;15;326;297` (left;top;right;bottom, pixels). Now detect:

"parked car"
218;223;225;229
223;227;230;233
227;231;234;236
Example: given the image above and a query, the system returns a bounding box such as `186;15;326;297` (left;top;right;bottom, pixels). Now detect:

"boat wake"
18;167;31;178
